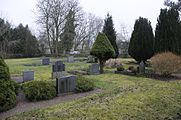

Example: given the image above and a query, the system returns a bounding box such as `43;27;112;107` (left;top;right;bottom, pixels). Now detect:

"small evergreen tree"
155;8;181;55
0;56;10;80
61;10;76;53
103;13;119;58
128;17;154;62
90;33;115;73
0;56;17;112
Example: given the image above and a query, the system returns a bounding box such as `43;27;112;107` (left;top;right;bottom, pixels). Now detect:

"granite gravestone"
23;70;34;82
67;56;74;63
42;58;50;65
52;61;65;72
139;61;145;74
89;63;100;75
56;75;76;95
87;55;95;63
52;61;65;79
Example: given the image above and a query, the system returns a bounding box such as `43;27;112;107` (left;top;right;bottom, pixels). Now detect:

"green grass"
4;58;181;120
5;57;90;80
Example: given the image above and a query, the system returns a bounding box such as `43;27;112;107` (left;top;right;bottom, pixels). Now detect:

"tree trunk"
99;60;104;74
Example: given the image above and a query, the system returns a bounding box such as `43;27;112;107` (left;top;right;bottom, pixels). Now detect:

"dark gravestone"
42;58;50;65
89;63;100;75
56;75;76;95
23;71;34;82
67;56;74;63
52;61;65;79
139;61;145;74
52;61;65;72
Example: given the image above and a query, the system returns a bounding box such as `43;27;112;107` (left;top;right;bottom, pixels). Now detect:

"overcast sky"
0;0;166;36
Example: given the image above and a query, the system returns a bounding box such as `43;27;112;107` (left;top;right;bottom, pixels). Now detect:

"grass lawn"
4;57;181;120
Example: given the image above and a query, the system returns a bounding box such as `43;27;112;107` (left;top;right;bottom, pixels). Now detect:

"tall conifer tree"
128;17;154;62
103;13;119;58
155;8;181;55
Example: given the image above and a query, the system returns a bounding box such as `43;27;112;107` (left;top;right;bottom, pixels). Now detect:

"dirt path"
0;89;102;119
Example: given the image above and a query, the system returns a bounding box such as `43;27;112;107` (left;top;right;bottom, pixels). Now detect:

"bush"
22;81;56;102
0;57;10;80
76;76;95;92
11;80;19;95
151;52;181;76
90;32;115;73
117;64;125;71
105;59;122;68
0;80;17;112
128;66;138;74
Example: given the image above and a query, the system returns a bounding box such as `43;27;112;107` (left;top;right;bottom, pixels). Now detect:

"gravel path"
0;89;101;119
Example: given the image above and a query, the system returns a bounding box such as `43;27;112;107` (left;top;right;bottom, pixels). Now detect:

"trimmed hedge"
22;81;56;102
0;80;17;112
76;76;95;92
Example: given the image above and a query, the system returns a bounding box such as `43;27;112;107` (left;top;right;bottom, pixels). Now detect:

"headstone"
67;56;74;63
52;61;65;72
56;75;76;95
87;55;95;63
89;63;100;75
23;70;34;82
139;61;145;74
42;58;50;65
52;60;65;79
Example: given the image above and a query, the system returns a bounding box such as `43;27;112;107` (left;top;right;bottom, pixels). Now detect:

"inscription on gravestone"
23;70;34;82
89;63;100;75
56;75;76;95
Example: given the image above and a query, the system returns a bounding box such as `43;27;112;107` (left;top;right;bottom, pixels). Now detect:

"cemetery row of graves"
0;55;181;119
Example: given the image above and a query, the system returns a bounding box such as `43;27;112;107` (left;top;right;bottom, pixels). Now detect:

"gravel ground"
0;89;101;119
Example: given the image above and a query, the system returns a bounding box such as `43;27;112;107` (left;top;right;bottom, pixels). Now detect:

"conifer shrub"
90;33;115;73
0;80;17;112
0;57;17;112
0;57;10;80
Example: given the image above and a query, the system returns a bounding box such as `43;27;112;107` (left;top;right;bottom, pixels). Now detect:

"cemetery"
0;0;181;119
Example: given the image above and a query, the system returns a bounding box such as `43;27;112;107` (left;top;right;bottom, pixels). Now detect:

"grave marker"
23;70;34;82
67;56;74;63
42;58;50;65
56;75;76;95
89;63;100;75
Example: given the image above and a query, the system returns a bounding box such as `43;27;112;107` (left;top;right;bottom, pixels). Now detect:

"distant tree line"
0;18;39;58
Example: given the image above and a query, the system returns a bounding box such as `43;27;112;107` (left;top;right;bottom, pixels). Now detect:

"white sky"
0;0;166;36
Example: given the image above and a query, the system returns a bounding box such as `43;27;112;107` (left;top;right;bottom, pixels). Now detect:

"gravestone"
42;58;50;65
23;70;34;82
52;60;65;79
87;55;95;63
52;61;65;72
139;61;145;74
56;75;76;96
89;63;100;75
67;56;74;63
